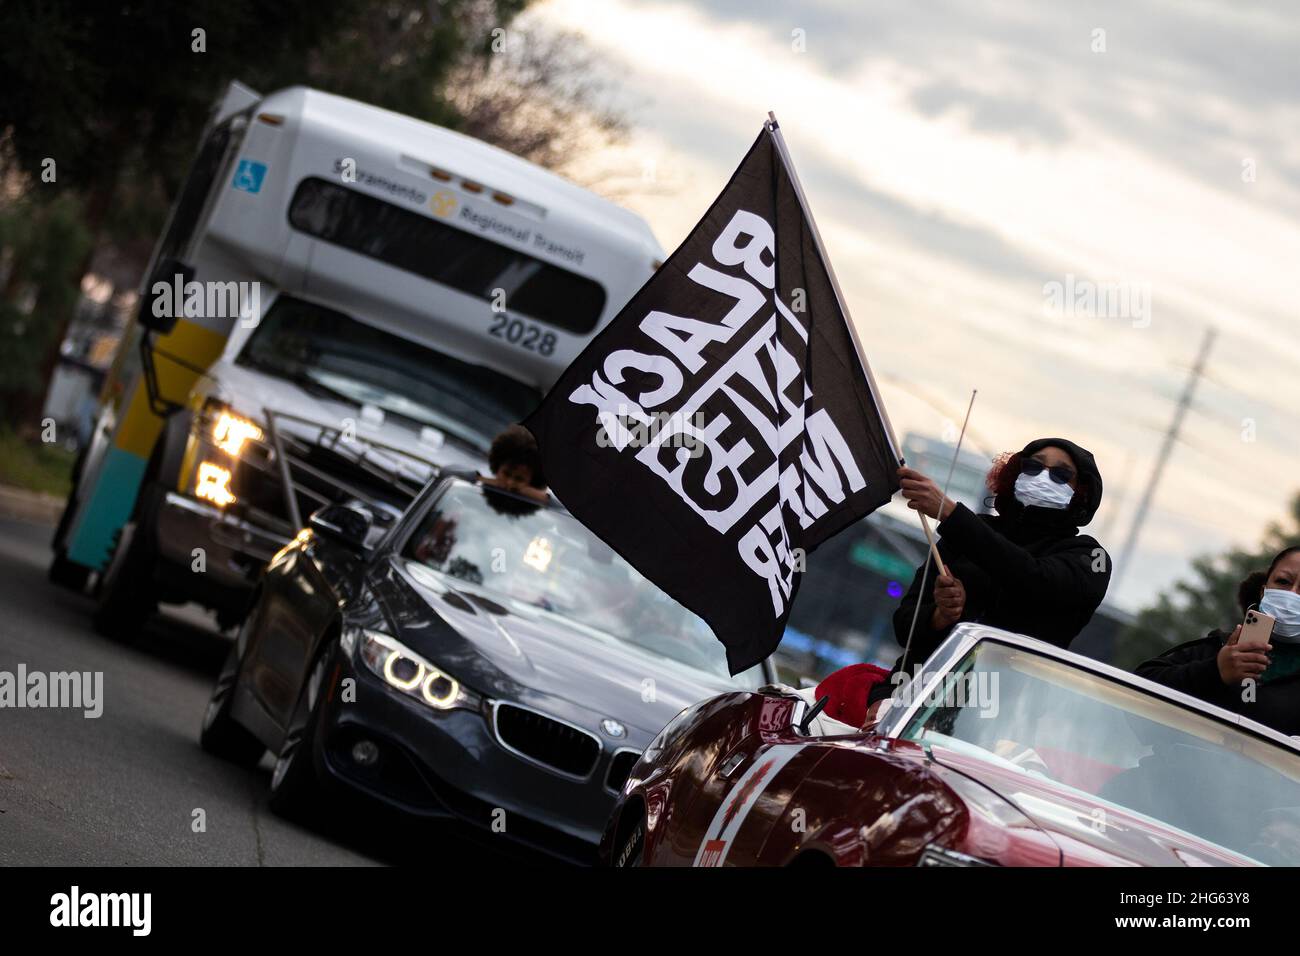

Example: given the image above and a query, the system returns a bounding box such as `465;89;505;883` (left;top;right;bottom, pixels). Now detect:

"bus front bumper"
154;491;289;605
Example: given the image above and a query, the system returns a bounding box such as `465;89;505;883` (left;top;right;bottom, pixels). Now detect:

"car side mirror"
309;503;373;552
137;257;194;335
798;695;829;735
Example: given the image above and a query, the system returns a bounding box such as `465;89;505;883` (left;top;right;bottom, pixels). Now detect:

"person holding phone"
863;437;1111;718
1137;546;1300;734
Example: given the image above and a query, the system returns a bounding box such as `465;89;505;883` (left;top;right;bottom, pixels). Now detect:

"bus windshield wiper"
237;355;358;407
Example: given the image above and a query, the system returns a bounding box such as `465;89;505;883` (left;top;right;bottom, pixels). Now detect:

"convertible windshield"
899;640;1300;865
237;295;541;450
403;480;765;689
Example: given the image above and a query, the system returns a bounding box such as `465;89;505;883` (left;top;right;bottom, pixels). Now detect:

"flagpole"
766;111;946;576
940;390;978;506
900;389;977;673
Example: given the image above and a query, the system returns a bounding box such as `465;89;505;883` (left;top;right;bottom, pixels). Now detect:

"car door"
244;533;362;732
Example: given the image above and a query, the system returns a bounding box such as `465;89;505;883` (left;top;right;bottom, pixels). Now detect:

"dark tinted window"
160;117;239;261
288;177;606;334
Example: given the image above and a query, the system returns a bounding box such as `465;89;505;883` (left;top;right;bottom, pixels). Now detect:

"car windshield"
403;480;765;689
236;295;541;450
898;640;1300;865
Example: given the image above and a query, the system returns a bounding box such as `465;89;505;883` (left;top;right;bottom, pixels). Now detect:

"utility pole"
1113;326;1216;589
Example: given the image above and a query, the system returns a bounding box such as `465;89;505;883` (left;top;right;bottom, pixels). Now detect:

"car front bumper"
310;647;633;865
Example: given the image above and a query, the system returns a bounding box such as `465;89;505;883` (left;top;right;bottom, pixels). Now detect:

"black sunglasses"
1021;458;1076;485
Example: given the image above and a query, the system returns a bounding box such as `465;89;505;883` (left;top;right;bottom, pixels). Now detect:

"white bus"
51;81;663;636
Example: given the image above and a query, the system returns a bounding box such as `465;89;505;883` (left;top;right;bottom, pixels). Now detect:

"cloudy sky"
528;0;1300;613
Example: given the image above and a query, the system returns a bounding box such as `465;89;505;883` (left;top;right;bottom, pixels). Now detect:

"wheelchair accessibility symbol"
232;159;268;194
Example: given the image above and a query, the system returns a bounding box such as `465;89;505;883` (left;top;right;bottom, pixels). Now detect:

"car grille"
605;749;641;793
492;703;601;779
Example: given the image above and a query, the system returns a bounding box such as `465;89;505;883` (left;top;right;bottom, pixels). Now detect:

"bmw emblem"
601;718;627;739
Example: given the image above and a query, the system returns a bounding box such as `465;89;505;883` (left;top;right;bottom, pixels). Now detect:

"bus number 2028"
489;315;557;356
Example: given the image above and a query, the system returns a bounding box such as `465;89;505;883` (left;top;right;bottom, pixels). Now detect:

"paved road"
0;516;409;865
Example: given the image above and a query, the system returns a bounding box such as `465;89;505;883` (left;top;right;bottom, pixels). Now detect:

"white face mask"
1260;588;1300;640
1013;470;1075;510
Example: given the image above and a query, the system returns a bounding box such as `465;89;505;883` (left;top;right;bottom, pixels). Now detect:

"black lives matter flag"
525;120;902;674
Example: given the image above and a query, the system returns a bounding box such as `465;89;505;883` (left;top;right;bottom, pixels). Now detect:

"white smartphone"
1240;608;1276;646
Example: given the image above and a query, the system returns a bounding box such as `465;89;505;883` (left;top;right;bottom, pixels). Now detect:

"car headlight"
356;629;480;712
211;409;263;456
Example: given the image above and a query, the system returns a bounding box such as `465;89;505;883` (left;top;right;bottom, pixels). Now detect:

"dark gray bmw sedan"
199;474;773;863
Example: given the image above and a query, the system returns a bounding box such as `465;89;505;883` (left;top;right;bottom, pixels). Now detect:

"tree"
0;188;91;424
296;0;527;131
1117;493;1300;668
0;1;358;227
443;22;629;175
0;0;536;418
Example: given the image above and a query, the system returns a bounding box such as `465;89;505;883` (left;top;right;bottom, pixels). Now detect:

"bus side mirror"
309;503;373;552
137;257;194;335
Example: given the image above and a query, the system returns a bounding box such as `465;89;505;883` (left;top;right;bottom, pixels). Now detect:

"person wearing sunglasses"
1136;546;1300;735
863;437;1110;719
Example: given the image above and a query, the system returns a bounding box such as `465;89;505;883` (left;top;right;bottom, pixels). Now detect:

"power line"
1113;326;1216;588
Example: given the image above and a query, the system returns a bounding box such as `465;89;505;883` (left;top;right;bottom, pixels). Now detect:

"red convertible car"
598;623;1300;867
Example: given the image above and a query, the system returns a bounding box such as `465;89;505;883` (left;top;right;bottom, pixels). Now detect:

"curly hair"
488;425;546;488
1237;571;1268;617
985;451;1020;498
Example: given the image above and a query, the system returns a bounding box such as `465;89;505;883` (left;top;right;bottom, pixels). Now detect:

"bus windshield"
236;295;541;450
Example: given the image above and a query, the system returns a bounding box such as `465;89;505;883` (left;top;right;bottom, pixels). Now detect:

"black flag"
525;121;901;674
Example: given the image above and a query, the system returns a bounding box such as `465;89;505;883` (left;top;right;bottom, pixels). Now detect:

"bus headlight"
212;411;263;456
195;462;236;506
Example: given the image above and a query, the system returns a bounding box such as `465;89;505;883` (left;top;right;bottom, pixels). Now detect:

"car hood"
368;556;748;742
202;359;486;475
928;744;1257;866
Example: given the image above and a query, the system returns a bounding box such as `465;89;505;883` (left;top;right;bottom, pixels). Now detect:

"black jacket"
1137;630;1300;736
870;437;1110;704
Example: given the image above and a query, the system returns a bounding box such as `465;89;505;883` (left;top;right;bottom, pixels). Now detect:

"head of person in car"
1238;547;1300;628
982;438;1103;529
1135;545;1300;737
481;425;548;507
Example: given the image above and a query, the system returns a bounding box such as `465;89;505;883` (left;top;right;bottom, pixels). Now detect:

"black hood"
368;557;753;739
993;436;1104;529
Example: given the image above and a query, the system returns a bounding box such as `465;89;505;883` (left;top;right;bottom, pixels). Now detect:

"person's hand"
481;474;546;502
930;573;965;629
517;485;550;504
1217;624;1271;685
898;466;956;521
862;697;887;729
